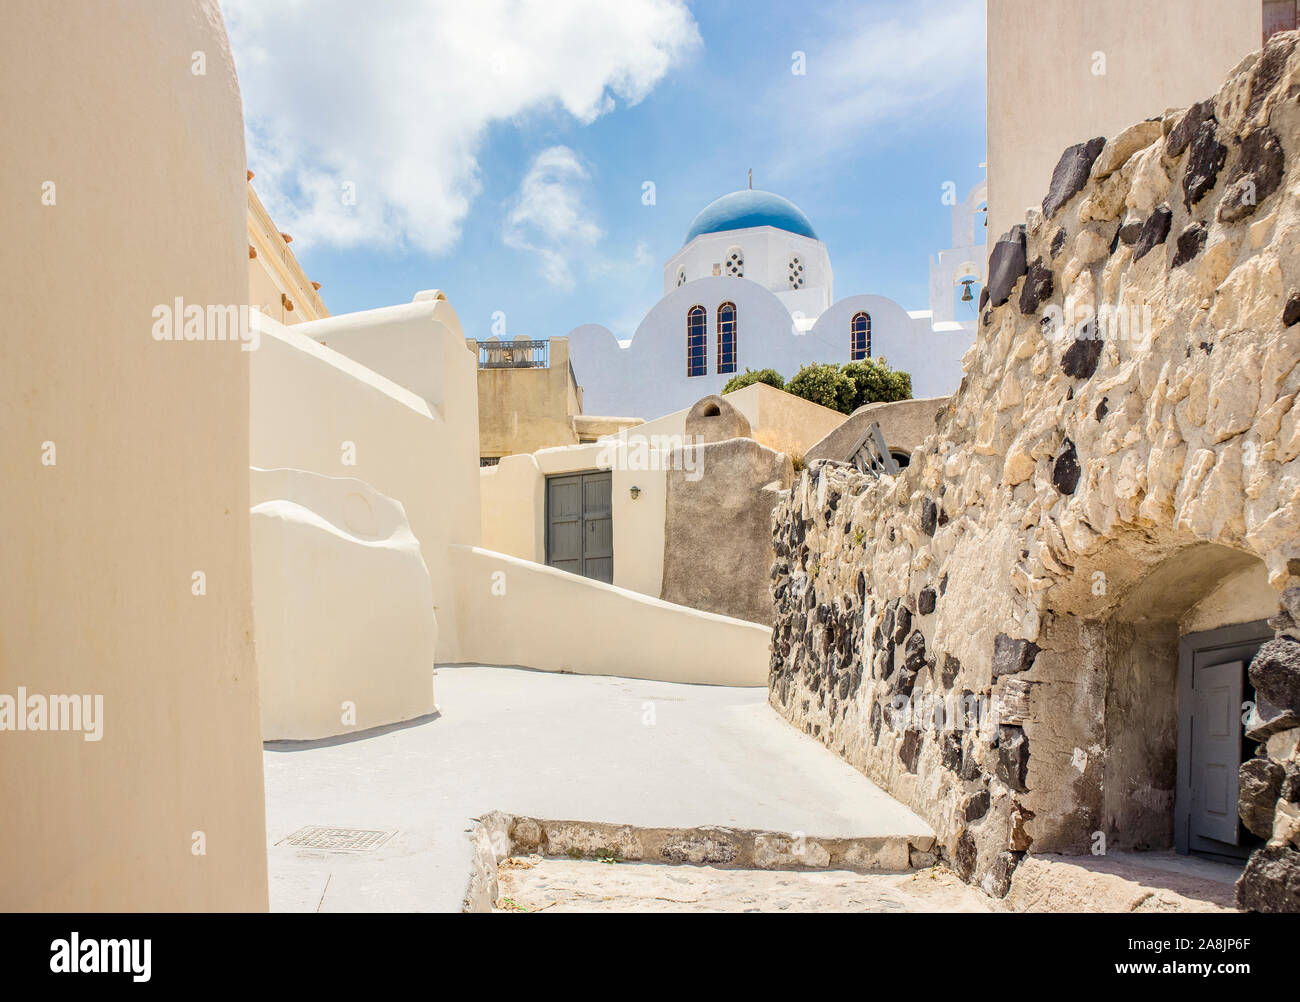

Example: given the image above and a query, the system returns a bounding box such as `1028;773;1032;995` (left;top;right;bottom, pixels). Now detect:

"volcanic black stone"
1183;120;1227;209
903;630;927;674
959;738;981;782
894;605;912;645
918;587;937;616
1249;638;1300;714
941;730;962;772
1132;205;1173;262
1053;438;1081;494
1042;137;1107;219
939;573;949;596
1118;220;1142;245
1167;98;1215;159
992;633;1041;679
1172;222;1208;268
940;653;961;689
1285;294;1300;328
1095;397;1109;421
964;789;991;823
920;498;938;536
954;830;978;882
987;851;1023;899
1235;846;1300;913
855;570;866;602
892;666;919;698
870;700;882;742
1018;257;1055;315
978;287;990;312
986;226;1028;308
899;729;922;773
995;725;1030;793
1248;34;1296;120
1239;758;1285;838
1050;227;1067;259
1061;335;1104;379
1219;127;1286;223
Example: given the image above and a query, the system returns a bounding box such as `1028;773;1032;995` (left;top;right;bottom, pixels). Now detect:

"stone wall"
768;33;1300;909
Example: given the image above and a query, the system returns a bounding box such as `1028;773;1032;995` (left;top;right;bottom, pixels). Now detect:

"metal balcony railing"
478;339;549;369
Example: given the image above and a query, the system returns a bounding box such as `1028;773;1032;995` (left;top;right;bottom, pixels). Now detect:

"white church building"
568;182;987;419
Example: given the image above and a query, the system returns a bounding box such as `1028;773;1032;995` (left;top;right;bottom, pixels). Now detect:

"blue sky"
225;0;987;342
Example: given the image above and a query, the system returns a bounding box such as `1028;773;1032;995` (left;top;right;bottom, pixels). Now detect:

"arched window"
687;305;707;376
717;302;737;374
851;312;871;360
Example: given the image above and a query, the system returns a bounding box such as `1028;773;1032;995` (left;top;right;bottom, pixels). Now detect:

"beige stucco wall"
475;337;584;458
987;0;1264;239
451;547;771;685
0;0;268;910
250;311;480;662
634;382;846;458
732;382;848;458
251;468;437;740
248;181;327;326
480;442;669;599
480;382;842;602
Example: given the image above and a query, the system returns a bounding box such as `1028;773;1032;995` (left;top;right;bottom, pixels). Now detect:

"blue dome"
683;189;818;246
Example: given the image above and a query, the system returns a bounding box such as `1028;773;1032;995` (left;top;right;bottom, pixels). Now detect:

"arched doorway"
1079;541;1275;860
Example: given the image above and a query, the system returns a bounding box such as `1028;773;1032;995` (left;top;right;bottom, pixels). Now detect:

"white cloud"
503;146;603;290
774;0;984;151
222;0;699;255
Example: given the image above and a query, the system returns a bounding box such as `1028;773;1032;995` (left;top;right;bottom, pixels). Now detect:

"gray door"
1189;659;1243;846
546;472;612;583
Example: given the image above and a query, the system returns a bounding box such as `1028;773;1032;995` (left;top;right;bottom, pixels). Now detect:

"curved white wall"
569;279;960;418
250;311;480;661
252;468;436;740
451;547;770;686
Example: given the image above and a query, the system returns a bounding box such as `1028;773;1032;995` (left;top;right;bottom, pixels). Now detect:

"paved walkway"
264;665;933;912
495;858;991;913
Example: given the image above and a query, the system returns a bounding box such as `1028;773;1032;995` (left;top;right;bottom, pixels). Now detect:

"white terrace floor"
264;664;933;912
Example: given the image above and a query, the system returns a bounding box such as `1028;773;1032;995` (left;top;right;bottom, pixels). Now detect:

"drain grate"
277;826;396;852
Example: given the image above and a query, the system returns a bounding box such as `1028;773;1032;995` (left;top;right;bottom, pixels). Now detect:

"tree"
721;367;785;394
786;363;856;414
841;357;912;411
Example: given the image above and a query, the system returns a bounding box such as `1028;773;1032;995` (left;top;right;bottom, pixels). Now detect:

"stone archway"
1088;542;1275;857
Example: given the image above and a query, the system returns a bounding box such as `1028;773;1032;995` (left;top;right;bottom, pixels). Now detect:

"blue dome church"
565;178;987;420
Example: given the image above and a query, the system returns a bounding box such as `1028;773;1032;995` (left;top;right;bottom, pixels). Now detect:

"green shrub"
786;363;857;414
721;367;785;395
841;357;912;411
